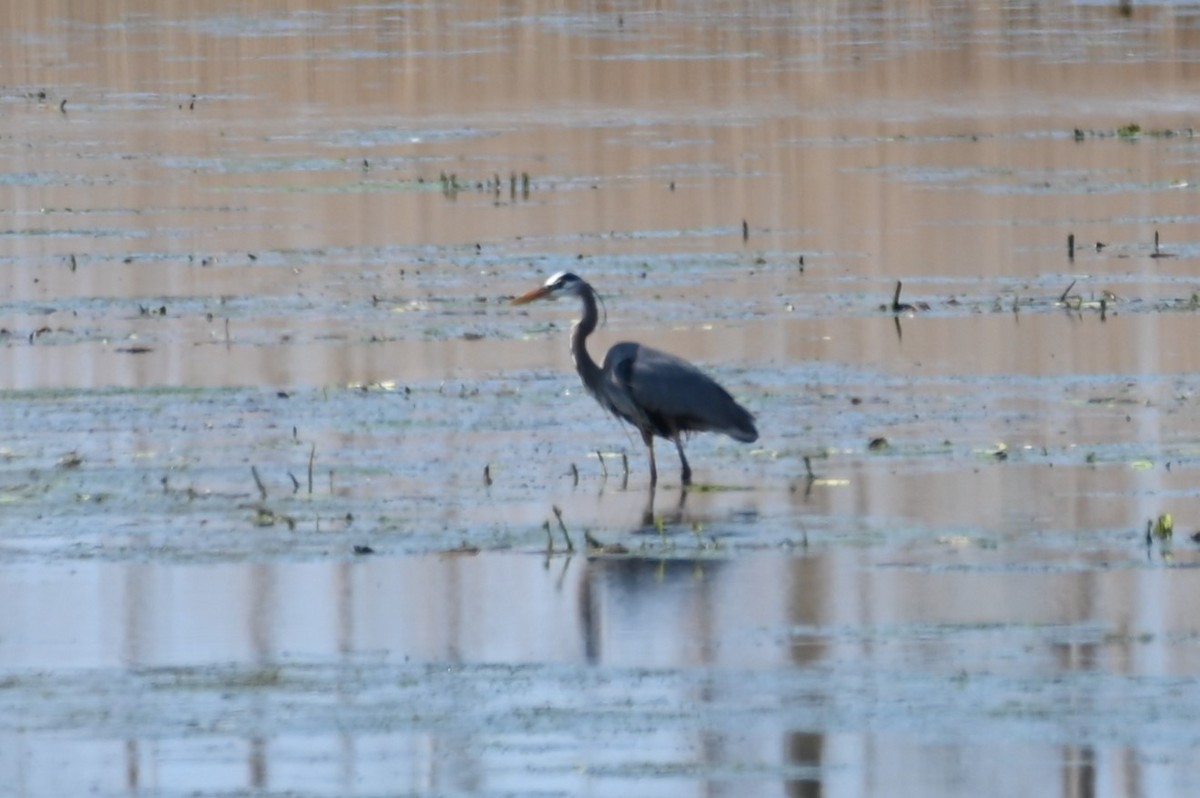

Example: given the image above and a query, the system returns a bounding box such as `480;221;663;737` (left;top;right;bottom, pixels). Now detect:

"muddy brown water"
3;2;1200;796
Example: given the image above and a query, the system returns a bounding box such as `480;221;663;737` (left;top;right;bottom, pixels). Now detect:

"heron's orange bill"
512;285;551;305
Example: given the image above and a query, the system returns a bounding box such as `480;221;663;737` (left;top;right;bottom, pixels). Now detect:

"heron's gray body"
591;340;758;444
515;271;757;487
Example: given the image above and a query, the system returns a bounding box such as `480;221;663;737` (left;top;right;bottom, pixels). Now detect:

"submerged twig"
595;450;607;478
789;455;817;500
1151;229;1174;259
551;505;575;552
307;443;316;495
1059;279;1077;304
251;465;267;500
887;280;920;313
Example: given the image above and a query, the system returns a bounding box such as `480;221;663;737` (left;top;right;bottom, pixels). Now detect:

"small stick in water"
1150;229;1173;259
890;281;917;313
308;443;316;495
1068;233;1075;260
1059;279;1076;304
251;466;267;500
551;505;575;552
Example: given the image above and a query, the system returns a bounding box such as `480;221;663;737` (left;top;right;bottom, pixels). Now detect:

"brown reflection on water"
3;549;1200;794
2;1;1199;388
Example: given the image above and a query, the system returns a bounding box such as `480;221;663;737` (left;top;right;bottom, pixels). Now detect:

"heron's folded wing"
614;344;756;440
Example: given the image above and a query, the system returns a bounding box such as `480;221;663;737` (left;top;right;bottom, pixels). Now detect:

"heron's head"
511;271;587;305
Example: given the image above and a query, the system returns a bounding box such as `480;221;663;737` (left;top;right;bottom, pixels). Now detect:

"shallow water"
3;1;1200;796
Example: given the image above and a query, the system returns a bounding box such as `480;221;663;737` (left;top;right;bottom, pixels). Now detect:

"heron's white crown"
544;271;586;297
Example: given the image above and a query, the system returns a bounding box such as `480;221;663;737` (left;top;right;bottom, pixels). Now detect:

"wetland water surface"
3;2;1200;796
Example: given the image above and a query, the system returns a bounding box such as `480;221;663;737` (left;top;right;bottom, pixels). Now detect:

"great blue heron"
512;271;758;487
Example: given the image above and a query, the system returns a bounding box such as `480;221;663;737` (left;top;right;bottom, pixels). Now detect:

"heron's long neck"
571;288;603;391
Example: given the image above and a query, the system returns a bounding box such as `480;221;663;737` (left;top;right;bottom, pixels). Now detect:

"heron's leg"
642;430;657;488
673;435;692;486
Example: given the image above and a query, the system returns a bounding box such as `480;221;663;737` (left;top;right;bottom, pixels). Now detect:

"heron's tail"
726;401;758;443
